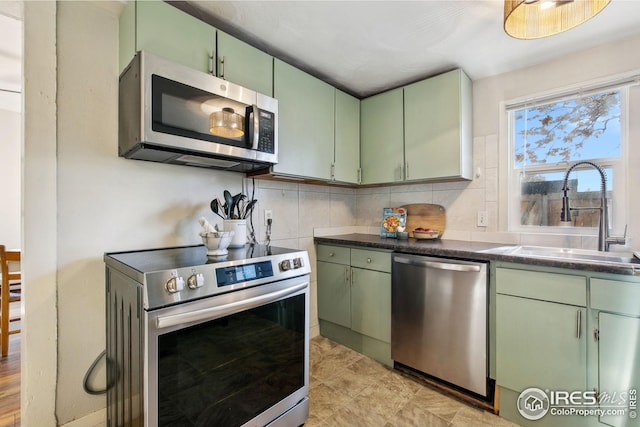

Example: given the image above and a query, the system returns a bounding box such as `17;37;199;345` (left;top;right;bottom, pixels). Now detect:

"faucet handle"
606;224;628;249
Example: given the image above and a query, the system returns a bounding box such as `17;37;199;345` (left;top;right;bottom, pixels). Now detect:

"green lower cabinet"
497;294;587;392
316;245;392;366
598;313;640;427
350;267;391;343
316;261;350;329
592;277;640;427
497;293;590;427
494;265;640;427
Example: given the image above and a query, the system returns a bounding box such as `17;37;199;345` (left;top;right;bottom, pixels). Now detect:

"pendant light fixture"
504;0;611;39
209;107;245;138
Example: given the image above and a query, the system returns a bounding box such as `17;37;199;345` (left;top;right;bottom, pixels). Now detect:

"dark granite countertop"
314;233;640;276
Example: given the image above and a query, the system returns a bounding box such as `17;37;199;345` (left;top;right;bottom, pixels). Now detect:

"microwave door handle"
250;104;260;150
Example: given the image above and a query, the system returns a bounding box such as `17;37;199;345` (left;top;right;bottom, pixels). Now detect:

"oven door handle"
156;282;308;330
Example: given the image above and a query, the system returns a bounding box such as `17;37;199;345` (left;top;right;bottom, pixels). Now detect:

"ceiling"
2;1;640;100
177;0;640;98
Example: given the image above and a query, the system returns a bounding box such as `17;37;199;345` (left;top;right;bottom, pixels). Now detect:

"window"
507;85;631;235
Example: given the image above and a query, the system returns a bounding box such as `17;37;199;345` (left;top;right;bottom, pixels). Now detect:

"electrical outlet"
477;211;488;227
265;209;273;226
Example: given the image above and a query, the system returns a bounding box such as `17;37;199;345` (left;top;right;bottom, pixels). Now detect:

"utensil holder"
223;219;247;248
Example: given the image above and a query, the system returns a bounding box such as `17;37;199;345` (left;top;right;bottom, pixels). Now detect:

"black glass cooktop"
105;244;300;274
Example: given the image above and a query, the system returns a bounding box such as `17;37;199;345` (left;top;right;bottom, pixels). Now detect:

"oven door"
145;276;309;427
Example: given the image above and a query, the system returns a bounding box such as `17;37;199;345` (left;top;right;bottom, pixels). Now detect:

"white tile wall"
249;179;359;337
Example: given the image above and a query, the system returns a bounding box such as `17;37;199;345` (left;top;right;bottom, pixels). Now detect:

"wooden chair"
1;245;21;357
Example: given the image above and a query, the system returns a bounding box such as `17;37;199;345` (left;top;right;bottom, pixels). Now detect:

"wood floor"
0;330;20;426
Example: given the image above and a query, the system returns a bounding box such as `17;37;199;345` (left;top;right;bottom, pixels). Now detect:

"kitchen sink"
480;245;640;265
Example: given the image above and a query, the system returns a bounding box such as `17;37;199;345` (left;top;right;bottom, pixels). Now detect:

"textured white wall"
0;6;22;251
0;109;21;250
23;2;58;426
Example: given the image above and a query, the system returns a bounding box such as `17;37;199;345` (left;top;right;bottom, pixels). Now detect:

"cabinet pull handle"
366;257;372;264
350;268;354;285
209;51;215;75
328;252;334;257
345;266;350;283
220;55;225;78
576;310;582;339
406;162;410;179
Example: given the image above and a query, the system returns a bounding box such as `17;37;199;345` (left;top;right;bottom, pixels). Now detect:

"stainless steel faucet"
560;161;626;251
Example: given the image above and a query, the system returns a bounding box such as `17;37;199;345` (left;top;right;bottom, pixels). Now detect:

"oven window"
157;294;305;426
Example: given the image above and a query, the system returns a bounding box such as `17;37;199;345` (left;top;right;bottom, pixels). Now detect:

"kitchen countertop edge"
313;233;638;276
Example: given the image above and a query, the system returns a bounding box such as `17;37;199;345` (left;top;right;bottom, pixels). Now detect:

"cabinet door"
404;69;472;181
136;1;216;74
316;261;351;329
360;88;404;185
119;1;136;73
599;313;640;427
217;31;273;95
496;294;587;392
350;268;391;343
273;59;335;180
334;90;360;184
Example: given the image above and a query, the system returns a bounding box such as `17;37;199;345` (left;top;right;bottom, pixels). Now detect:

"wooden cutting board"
400;203;446;237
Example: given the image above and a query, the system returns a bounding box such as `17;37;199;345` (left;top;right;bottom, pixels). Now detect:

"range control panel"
279;257;305;272
135;248;311;309
216;261;273;287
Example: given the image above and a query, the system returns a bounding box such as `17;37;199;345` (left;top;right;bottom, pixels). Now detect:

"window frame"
504;84;631;236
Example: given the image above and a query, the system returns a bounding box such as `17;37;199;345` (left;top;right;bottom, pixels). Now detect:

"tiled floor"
308;336;520;427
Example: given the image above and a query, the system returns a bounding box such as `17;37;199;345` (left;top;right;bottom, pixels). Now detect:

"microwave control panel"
257;109;275;154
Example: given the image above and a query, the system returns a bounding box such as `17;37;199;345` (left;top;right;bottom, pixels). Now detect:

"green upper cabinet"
404;69;473;181
360;88;404;185
272;59;335;180
217;31;273;95
120;1;216;74
118;1;136;73
334;90;360;184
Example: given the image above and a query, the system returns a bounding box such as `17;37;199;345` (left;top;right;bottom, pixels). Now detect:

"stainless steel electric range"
104;244;311;427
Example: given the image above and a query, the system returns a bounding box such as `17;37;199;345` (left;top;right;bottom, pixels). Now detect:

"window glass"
514;92;621;168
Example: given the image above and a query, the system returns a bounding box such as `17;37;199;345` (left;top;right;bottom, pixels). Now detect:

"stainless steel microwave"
119;51;278;171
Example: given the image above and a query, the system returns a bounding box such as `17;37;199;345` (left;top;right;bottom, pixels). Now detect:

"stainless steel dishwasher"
391;253;489;397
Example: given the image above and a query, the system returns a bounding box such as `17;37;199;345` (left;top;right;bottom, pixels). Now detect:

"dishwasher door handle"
394;256;482;272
